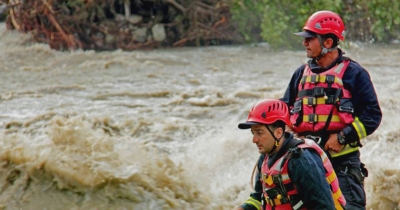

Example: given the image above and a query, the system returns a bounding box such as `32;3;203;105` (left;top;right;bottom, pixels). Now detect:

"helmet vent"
268;102;283;113
261;111;267;118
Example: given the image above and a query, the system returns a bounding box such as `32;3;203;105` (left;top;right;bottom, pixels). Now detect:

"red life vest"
260;139;346;210
290;60;354;133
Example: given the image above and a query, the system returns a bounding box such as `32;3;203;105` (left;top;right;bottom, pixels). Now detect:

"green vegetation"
229;0;400;49
367;0;400;42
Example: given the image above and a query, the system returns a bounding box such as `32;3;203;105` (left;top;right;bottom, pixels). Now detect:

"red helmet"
297;10;345;40
238;99;292;129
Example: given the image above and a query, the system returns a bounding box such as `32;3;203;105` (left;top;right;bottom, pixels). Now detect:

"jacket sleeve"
288;149;335;210
341;61;382;143
239;155;264;210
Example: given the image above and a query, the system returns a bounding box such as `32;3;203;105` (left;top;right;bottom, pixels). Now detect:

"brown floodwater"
0;23;399;209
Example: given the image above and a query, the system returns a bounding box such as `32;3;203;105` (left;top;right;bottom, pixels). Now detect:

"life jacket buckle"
325;75;335;84
291;99;302;114
310;75;319;83
339;105;354;113
312;87;325;97
306;135;322;144
325;96;335;104
307;97;316;106
307;113;318;123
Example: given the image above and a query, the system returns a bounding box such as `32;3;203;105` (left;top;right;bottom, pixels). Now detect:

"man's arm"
236;190;262;210
342;62;382;143
236;155;264;210
288;149;335;210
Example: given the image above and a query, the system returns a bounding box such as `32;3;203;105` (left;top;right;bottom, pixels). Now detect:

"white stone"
151;24;166;42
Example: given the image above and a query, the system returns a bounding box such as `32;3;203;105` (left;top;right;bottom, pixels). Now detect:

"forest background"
1;0;400;50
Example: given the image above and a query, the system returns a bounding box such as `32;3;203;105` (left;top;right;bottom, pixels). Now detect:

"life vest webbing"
297;87;341;98
300;74;343;86
303;114;341;123
302;97;339;105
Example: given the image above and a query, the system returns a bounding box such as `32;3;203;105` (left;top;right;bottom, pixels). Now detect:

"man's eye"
305;37;313;42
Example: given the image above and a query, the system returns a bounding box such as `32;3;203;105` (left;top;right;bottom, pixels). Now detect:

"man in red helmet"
280;10;382;210
235;99;346;210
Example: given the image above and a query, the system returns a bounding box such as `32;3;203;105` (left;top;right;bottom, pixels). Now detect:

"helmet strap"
265;125;284;154
315;35;337;60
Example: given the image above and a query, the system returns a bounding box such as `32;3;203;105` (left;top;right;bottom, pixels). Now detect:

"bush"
366;0;400;42
230;0;400;49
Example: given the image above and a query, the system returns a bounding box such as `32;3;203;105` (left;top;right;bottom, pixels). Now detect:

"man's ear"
324;38;334;48
275;127;284;139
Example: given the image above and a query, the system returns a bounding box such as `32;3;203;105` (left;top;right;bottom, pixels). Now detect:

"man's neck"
316;50;339;68
268;137;286;157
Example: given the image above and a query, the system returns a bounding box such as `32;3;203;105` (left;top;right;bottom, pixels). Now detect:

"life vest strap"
298;87;341;98
326;170;336;184
304;114;341;123
300;74;343;86
303;97;339;106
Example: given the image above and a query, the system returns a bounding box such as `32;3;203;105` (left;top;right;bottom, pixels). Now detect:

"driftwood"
2;0;241;51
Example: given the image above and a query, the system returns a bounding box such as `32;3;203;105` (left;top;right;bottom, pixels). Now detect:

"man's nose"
252;136;258;143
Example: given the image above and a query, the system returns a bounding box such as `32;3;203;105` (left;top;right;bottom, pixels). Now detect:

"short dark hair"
270;120;286;130
321;33;339;48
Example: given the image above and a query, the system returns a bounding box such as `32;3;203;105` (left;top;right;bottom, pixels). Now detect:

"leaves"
229;0;400;48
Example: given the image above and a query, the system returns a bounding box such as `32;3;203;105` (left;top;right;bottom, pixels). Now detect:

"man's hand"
324;133;344;153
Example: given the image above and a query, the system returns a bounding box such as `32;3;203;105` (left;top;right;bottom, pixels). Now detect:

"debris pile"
4;0;241;51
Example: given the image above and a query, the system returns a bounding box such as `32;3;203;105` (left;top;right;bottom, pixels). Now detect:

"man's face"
302;37;321;58
250;124;277;154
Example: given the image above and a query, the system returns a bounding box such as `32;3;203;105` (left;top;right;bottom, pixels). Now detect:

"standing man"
236;99;346;210
281;10;382;210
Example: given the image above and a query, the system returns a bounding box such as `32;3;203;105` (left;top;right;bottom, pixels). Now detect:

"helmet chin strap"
265;125;283;155
315;34;337;60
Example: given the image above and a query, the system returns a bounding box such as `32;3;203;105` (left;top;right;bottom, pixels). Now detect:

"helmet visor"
294;30;317;38
238;121;259;129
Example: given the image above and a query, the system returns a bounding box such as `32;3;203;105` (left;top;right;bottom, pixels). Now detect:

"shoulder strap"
279;138;305;170
285;138;304;151
271;138;305;204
